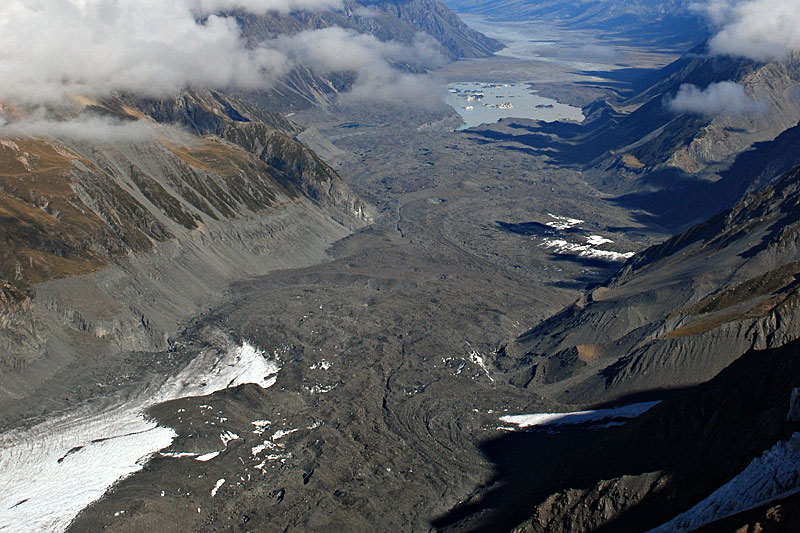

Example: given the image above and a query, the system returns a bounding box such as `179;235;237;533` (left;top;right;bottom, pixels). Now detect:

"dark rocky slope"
436;338;800;532
613;118;800;233
433;147;800;533
237;0;503;60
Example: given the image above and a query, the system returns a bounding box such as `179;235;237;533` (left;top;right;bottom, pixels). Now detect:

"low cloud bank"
277;28;447;107
0;109;197;143
667;81;766;116
0;1;444;109
693;0;800;61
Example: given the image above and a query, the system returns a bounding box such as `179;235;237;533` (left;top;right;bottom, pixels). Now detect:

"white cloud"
342;71;447;108
0;1;308;104
692;0;800;61
276;28;446;75
0;0;445;113
353;6;380;18
0;109;197;142
666;81;766;116
275;28;447;106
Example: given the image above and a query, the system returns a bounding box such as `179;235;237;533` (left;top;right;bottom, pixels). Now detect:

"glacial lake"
446;82;585;129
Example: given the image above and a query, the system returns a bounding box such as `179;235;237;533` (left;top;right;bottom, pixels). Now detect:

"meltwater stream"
0;339;280;532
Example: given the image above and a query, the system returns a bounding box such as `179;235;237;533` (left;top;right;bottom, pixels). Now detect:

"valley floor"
66;92;669;533
3;23;686;533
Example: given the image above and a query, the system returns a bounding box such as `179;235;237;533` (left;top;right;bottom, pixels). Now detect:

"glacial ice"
0;339;280;532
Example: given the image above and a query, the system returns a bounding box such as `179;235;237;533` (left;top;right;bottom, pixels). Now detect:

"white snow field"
538;214;634;262
541;238;635;262
0;340;279;532
500;401;661;429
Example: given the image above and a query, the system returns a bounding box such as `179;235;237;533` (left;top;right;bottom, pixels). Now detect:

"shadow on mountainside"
464;121;595;167
432;339;800;532
610;123;800;232
470;118;800;234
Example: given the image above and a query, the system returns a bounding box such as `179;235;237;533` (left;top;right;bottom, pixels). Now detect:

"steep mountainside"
614;118;800;233
433;130;800;533
237;0;503;60
472;49;800;229
496;161;800;405
0;91;371;426
617;52;800;175
442;0;706;49
437;338;800;532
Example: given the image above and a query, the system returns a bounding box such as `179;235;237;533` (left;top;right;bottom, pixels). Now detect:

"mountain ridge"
233;0;504;109
0;90;372;426
469;48;800;232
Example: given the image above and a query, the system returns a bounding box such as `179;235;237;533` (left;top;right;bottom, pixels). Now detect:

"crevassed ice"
650;432;800;532
0;340;279;533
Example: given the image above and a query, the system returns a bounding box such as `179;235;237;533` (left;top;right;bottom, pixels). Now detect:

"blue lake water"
445;82;584;129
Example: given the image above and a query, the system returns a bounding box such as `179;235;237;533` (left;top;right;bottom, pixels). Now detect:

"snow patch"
586;235;613;246
251;443;267;456
253;438;284;455
251;420;271;435
546;213;584;230
272;428;299;441
159;451;199;459
255;453;291;468
210;478;225;498
468;349;495;382
541;238;634;262
220;431;239;447
195;451;220;462
309;383;337;394
500;401;660;429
